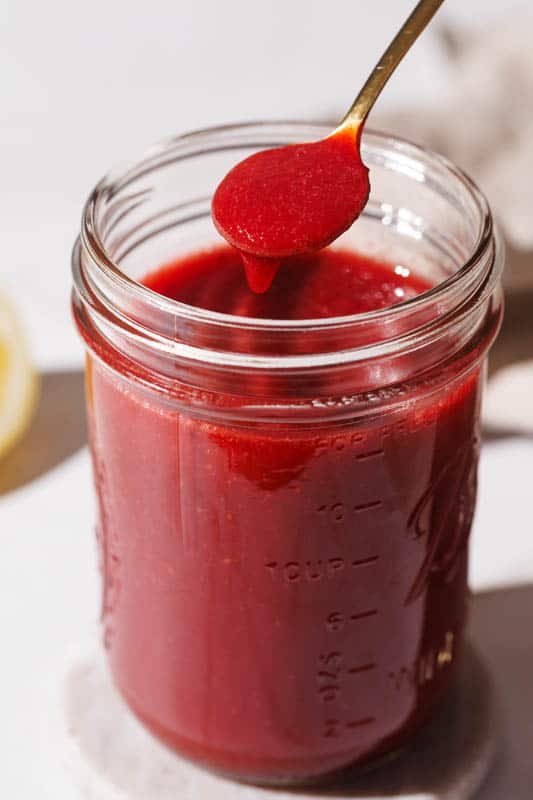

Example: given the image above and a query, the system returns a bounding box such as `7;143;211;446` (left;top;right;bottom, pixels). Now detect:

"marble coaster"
49;642;497;800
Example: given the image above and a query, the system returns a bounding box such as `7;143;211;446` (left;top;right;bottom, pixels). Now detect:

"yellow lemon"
0;292;38;460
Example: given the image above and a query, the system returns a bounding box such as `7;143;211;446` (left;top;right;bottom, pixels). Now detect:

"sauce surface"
144;244;427;319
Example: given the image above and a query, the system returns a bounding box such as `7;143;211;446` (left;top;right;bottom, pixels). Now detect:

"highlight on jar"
37;0;532;797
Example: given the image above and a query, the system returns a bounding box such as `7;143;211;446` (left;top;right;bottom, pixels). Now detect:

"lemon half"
0;292;38;460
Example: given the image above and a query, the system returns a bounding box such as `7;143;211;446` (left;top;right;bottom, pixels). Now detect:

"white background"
1;1;532;797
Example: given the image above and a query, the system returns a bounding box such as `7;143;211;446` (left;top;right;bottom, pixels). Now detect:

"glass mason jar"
71;123;503;786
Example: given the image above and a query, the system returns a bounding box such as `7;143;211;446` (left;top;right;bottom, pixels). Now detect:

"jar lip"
79;121;495;333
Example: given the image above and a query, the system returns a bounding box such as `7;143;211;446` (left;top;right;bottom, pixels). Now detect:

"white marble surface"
1;1;532;797
42;643;496;800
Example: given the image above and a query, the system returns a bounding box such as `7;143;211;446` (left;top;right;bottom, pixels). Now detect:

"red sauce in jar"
86;245;481;782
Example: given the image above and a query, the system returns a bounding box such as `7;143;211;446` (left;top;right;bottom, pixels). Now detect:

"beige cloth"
378;16;533;435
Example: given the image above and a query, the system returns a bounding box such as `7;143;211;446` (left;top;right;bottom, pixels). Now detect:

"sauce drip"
143;244;425;319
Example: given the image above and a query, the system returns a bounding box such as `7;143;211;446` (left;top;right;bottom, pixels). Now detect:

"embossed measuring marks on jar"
317;560;381;742
256;416;475;747
259;439;393;742
263;466;386;744
325;607;378;633
388;631;455;691
264;555;379;585
316;499;383;525
317;652;377;740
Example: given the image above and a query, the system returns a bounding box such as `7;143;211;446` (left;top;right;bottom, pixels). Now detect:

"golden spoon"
213;0;446;292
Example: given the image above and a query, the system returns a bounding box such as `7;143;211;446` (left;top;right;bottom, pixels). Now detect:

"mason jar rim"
78;121;495;332
72;121;504;387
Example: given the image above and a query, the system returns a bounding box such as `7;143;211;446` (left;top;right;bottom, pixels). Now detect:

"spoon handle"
341;0;445;128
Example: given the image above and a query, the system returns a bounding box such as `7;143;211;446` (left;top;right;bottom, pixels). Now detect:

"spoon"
212;0;445;293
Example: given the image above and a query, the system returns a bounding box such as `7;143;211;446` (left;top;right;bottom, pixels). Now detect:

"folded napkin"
378;15;533;435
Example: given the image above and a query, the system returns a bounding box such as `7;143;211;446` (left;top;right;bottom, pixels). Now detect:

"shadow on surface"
292;648;494;798
291;586;533;798
481;244;533;441
63;589;533;799
0;369;86;495
64;645;492;800
489;290;533;379
470;584;533;800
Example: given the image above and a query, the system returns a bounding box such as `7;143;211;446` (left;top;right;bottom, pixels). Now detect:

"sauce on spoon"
212;127;369;293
